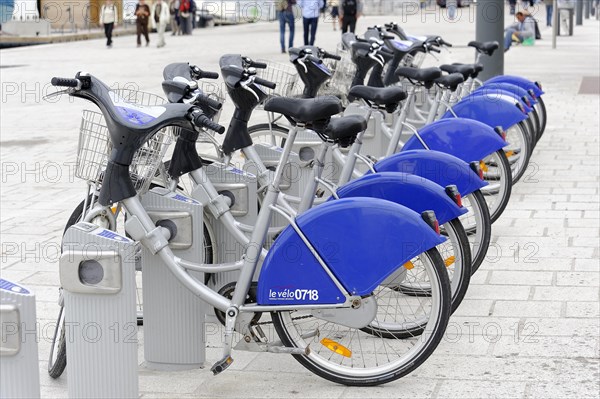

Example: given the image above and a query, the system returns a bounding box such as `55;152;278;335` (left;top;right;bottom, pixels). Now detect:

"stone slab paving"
1;4;598;398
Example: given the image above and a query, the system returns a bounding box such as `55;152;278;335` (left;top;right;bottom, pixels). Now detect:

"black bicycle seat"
468;41;499;56
395;67;442;88
348;86;407;106
434;73;465;92
324;115;367;142
264;96;343;123
440;64;475;81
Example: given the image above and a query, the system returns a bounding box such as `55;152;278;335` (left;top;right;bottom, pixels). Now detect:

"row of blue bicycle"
47;21;546;386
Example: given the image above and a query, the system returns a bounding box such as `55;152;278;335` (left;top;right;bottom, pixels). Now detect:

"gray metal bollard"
0;279;41;399
475;0;504;81
60;223;139;398
139;188;208;370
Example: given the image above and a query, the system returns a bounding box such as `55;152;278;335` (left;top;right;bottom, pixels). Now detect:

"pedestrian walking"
543;0;553;26
508;0;517;15
152;0;170;47
169;0;180;35
339;0;362;34
135;0;151;47
99;0;118;48
276;0;296;53
329;0;339;31
298;0;324;46
179;0;192;34
447;0;457;20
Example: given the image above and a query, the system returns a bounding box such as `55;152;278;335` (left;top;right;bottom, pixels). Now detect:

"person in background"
329;0;339;30
504;10;535;51
190;0;197;29
298;0;324;46
543;0;553;26
169;0;180;35
135;0;151;47
339;0;363;34
179;0;191;35
276;0;296;53
508;0;517;15
99;0;118;48
446;0;457;20
152;0;170;47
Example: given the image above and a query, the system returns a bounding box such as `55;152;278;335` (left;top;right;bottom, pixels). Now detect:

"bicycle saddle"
395;67;442;88
434;73;465;92
348;86;407;106
468;41;499;56
440;64;476;81
323;115;367;142
264;96;343;123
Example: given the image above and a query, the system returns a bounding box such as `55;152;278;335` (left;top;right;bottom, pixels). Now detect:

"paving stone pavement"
1;4;599;399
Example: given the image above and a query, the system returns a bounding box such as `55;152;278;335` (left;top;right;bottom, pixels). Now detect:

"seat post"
339;108;374;185
385;85;416;157
270;125;300;192
296;140;333;214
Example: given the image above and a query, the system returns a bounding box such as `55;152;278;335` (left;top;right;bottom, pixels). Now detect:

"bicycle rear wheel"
271;248;451;386
459;190;492;274
505;121;532;184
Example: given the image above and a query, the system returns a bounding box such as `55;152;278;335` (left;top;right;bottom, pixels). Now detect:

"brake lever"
297;58;308;73
240;78;261;103
43;88;74;101
369;52;385;67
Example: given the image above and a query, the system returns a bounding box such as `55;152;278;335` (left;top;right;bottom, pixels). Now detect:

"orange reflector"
479;160;489;172
444;256;456;267
320;338;352;357
404;261;415;270
505;150;514;157
111;206;118;214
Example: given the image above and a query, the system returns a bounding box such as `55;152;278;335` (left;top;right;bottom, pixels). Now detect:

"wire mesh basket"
76;89;173;195
318;47;355;104
255;60;301;106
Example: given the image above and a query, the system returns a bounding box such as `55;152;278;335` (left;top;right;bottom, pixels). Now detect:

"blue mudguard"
257;198;445;305
485;75;545;98
476;82;538;106
466;89;533;113
402;118;507;162
334;172;467;225
441;92;528;130
374;150;487;197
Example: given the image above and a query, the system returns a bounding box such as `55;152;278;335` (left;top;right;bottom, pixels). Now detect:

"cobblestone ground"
1;4;599;398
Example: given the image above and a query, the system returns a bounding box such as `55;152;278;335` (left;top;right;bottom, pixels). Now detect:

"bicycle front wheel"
505;121;532;184
480;150;513;223
271;248;451;386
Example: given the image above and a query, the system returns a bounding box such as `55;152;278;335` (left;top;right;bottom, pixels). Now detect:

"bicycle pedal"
210;356;234;376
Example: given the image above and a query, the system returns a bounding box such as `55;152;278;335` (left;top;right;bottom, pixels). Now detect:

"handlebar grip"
195;93;223;110
429;46;441;53
440;39;453;47
325;52;342;61
382;34;395;40
200;71;219;79
193;113;226;134
251;61;268;69
254;77;277;90
51;77;79;87
307;55;323;64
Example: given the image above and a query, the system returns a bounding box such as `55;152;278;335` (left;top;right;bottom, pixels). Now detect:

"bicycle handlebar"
307;54;323;64
194;92;222;111
192;112;226;134
254;77;277;90
190;65;219;80
322;51;342;61
51;77;80;87
439;38;453;47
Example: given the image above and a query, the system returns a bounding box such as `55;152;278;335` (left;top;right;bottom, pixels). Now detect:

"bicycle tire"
481;150;513;224
461;190;492;274
271;247;451;386
248;123;289;147
534;97;547;141
47;304;67;379
506;121;533;184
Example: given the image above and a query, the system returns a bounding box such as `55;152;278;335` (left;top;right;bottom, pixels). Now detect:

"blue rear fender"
256;198;445;305
402;118;507;162
485;75;545;97
476;82;538;106
443;92;528;130
335;172;467;225
374;150;487;197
